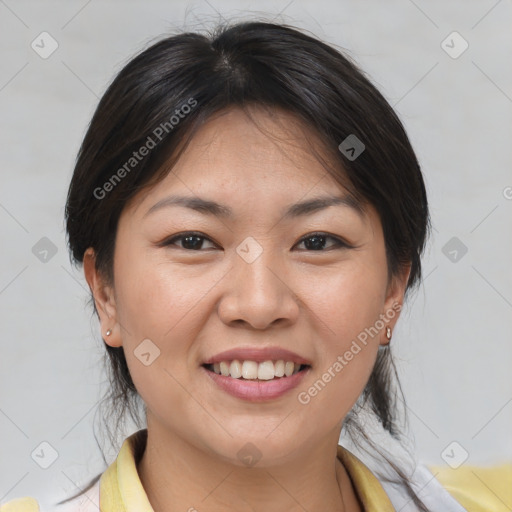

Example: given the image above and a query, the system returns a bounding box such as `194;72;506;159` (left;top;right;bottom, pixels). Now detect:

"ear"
380;263;411;346
83;247;122;348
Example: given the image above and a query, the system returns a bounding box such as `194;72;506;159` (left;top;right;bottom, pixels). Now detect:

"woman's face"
85;106;409;465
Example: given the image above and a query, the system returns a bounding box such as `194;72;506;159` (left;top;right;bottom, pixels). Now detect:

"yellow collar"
99;429;394;511
337;444;395;511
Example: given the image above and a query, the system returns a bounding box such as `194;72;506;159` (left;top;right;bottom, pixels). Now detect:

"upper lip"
203;347;312;366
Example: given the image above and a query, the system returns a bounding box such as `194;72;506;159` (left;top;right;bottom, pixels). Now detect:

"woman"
3;19;509;512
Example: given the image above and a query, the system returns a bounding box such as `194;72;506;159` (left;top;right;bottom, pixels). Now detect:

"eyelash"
160;231;351;252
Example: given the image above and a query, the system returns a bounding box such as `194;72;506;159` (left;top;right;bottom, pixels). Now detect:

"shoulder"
0;496;97;512
0;498;39;512
1;477;100;512
428;461;512;512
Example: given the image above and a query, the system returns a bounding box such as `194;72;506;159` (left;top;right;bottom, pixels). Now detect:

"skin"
84;106;410;512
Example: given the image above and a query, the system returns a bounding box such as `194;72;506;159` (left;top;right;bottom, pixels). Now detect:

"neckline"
336;445;395;511
101;429;395;512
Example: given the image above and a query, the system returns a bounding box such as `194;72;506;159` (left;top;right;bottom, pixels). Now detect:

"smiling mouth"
202;361;311;381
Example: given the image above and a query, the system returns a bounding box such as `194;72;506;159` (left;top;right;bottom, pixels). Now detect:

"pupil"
183;235;202;250
305;235;326;250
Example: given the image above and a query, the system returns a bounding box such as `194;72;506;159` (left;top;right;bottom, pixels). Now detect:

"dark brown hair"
62;19;431;510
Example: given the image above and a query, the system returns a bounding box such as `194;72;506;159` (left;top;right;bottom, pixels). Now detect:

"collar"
99;429;394;511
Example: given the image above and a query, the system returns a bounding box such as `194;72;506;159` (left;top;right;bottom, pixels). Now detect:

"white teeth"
229;360;242;379
242;361;258;379
274;360;285;377
257;360;275;380
208;359;305;380
284;361;295;377
220;361;230;376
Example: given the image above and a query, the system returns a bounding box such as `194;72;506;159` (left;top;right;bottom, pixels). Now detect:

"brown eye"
160;231;350;252
162;232;217;250
295;232;349;251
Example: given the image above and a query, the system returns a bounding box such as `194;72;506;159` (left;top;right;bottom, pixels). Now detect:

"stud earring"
386;327;392;341
106;329;112;336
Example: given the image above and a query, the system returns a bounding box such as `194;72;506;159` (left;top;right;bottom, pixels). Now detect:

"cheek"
304;260;386;347
113;244;209;341
111;251;204;421
111;246;220;398
294;263;384;412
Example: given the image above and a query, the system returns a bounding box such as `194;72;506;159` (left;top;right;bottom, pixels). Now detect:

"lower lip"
202;366;310;402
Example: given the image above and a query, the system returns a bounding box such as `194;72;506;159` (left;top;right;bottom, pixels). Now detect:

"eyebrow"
143;193;366;221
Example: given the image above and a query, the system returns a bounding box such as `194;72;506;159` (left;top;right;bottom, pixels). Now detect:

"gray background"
1;0;511;507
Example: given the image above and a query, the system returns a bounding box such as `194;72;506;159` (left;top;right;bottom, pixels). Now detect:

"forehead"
118;107;387;245
178;106;323;170
131;106;361;215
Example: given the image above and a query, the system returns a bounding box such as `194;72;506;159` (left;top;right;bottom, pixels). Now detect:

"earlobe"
380;264;411;345
83;248;122;348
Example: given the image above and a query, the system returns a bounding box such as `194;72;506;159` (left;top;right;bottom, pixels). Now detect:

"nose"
217;241;300;330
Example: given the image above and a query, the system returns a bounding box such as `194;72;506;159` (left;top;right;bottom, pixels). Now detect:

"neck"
136;419;362;512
